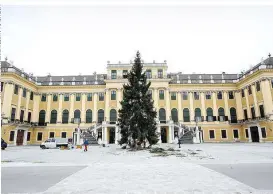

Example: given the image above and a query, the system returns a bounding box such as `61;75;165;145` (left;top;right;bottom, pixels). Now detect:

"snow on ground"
2;143;273;193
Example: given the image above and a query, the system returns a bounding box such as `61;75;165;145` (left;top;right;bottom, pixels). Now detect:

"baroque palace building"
1;55;273;146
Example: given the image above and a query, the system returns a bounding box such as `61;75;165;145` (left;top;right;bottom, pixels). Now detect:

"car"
1;138;7;150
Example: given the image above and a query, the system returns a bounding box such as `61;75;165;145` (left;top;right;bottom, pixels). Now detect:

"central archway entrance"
16;130;24;146
109;128;115;144
161;127;167;143
250;126;260;142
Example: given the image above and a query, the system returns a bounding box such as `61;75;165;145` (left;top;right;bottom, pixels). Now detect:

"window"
217;92;222;99
41;94;47;102
182;92;188;100
228;91;234;99
146;69;152;79
14;84;18;94
30;92;33;100
171;92;176;100
159;108;166;122
233;129;239;139
206;93;211;99
194;92;199;100
245;129;249;138
37;132;43;141
62;110;69;124
209;130;215;139
9;131;15;141
110;109;117;122
99;93;104;101
123;70;128;79
20;110;24;122
111;91;116;100
50;110;57;124
64;94;70;101
183;108;190;122
256;82;260;91
195;108;201;122
148;90;152;97
76;93;81;101
11;108;16;121
251;107;256;119
241;89;245;97
1;82;3;92
74;110;81;121
49;132;55;138
158;69;163;78
23;88;26;97
259;105;265;118
218;108;225;121
111;70;117;79
27;132;31;141
87;93;92;101
171;108;178;122
159;90;164;100
39;110;46;125
86;109;92;123
206;108;213;122
53;94;58;101
61;132;67;138
98;109;104;123
248;86;252;95
27;112;31;123
221;130;227;139
230;108;237;123
261;127;266;138
244;109;248;120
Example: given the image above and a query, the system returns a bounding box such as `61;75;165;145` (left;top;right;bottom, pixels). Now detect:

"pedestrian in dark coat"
84;139;89;152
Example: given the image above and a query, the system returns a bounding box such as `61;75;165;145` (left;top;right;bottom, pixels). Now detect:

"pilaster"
261;79;273;117
81;93;86;123
212;92;218;117
251;84;260;117
69;93;75;122
177;91;183;121
23;90;30;121
2;82;14;119
235;91;243;120
45;94;52;123
223;92;229;119
189;92;194;121
15;87;23;120
244;88;251;119
57;93;63;123
93;92;98;122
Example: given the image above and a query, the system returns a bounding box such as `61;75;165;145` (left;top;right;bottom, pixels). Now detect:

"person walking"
83;139;89;152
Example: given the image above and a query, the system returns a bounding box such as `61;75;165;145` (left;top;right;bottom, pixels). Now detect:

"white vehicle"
40;138;69;149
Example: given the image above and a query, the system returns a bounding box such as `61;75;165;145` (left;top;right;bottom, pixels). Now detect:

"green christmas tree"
118;51;158;148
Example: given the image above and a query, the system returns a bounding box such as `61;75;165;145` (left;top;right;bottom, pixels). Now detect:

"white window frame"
233;129;239;139
221;129;228;139
209;129;215;140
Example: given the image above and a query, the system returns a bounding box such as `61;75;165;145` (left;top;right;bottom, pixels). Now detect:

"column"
93;92;98;122
57;93;63;123
212;92;218;118
23;90;30;121
45;94;52;123
23;130;28;145
69;93;75;123
244;88;251;118
248;127;252;142
14;130;18;146
115;126;118;144
15;87;23;120
223;91;229;119
177;91;183;122
105;89;110;121
189;92;194;122
251;84;260;117
103;126;107;144
261;79;273;118
200;92;206;119
165;89;171;121
32;93;40;123
2;82;14;119
117;88;122;111
157;125;161;143
235;91;244;120
81;93;86;123
258;126;263;143
153;88;158;113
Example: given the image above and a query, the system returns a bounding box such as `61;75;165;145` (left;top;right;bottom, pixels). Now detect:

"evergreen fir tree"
118;51;158;148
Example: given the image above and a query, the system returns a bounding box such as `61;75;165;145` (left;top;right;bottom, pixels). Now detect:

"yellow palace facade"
1;56;273;146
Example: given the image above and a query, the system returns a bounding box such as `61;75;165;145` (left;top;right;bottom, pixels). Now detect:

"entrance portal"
250;126;260;142
16;130;24;146
109;128;115;144
161;128;167;143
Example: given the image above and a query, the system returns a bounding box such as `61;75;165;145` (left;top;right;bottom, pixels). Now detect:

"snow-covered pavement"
2;143;273;193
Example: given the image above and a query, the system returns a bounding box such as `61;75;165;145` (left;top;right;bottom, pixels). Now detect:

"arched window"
110;109;117;122
74;110;81;119
159;108;166;121
218;108;225;116
206;107;213;121
86;109;92;123
62;109;69;124
50;110;57;124
183;108;190;122
230;107;237;123
195;108;201;122
171;108;178;122
39;110;46;125
98;109;104;123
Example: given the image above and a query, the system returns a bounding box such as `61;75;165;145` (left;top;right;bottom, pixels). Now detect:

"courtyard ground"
1;143;273;193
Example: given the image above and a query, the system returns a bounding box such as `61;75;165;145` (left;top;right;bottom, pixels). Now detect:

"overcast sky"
2;2;273;76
